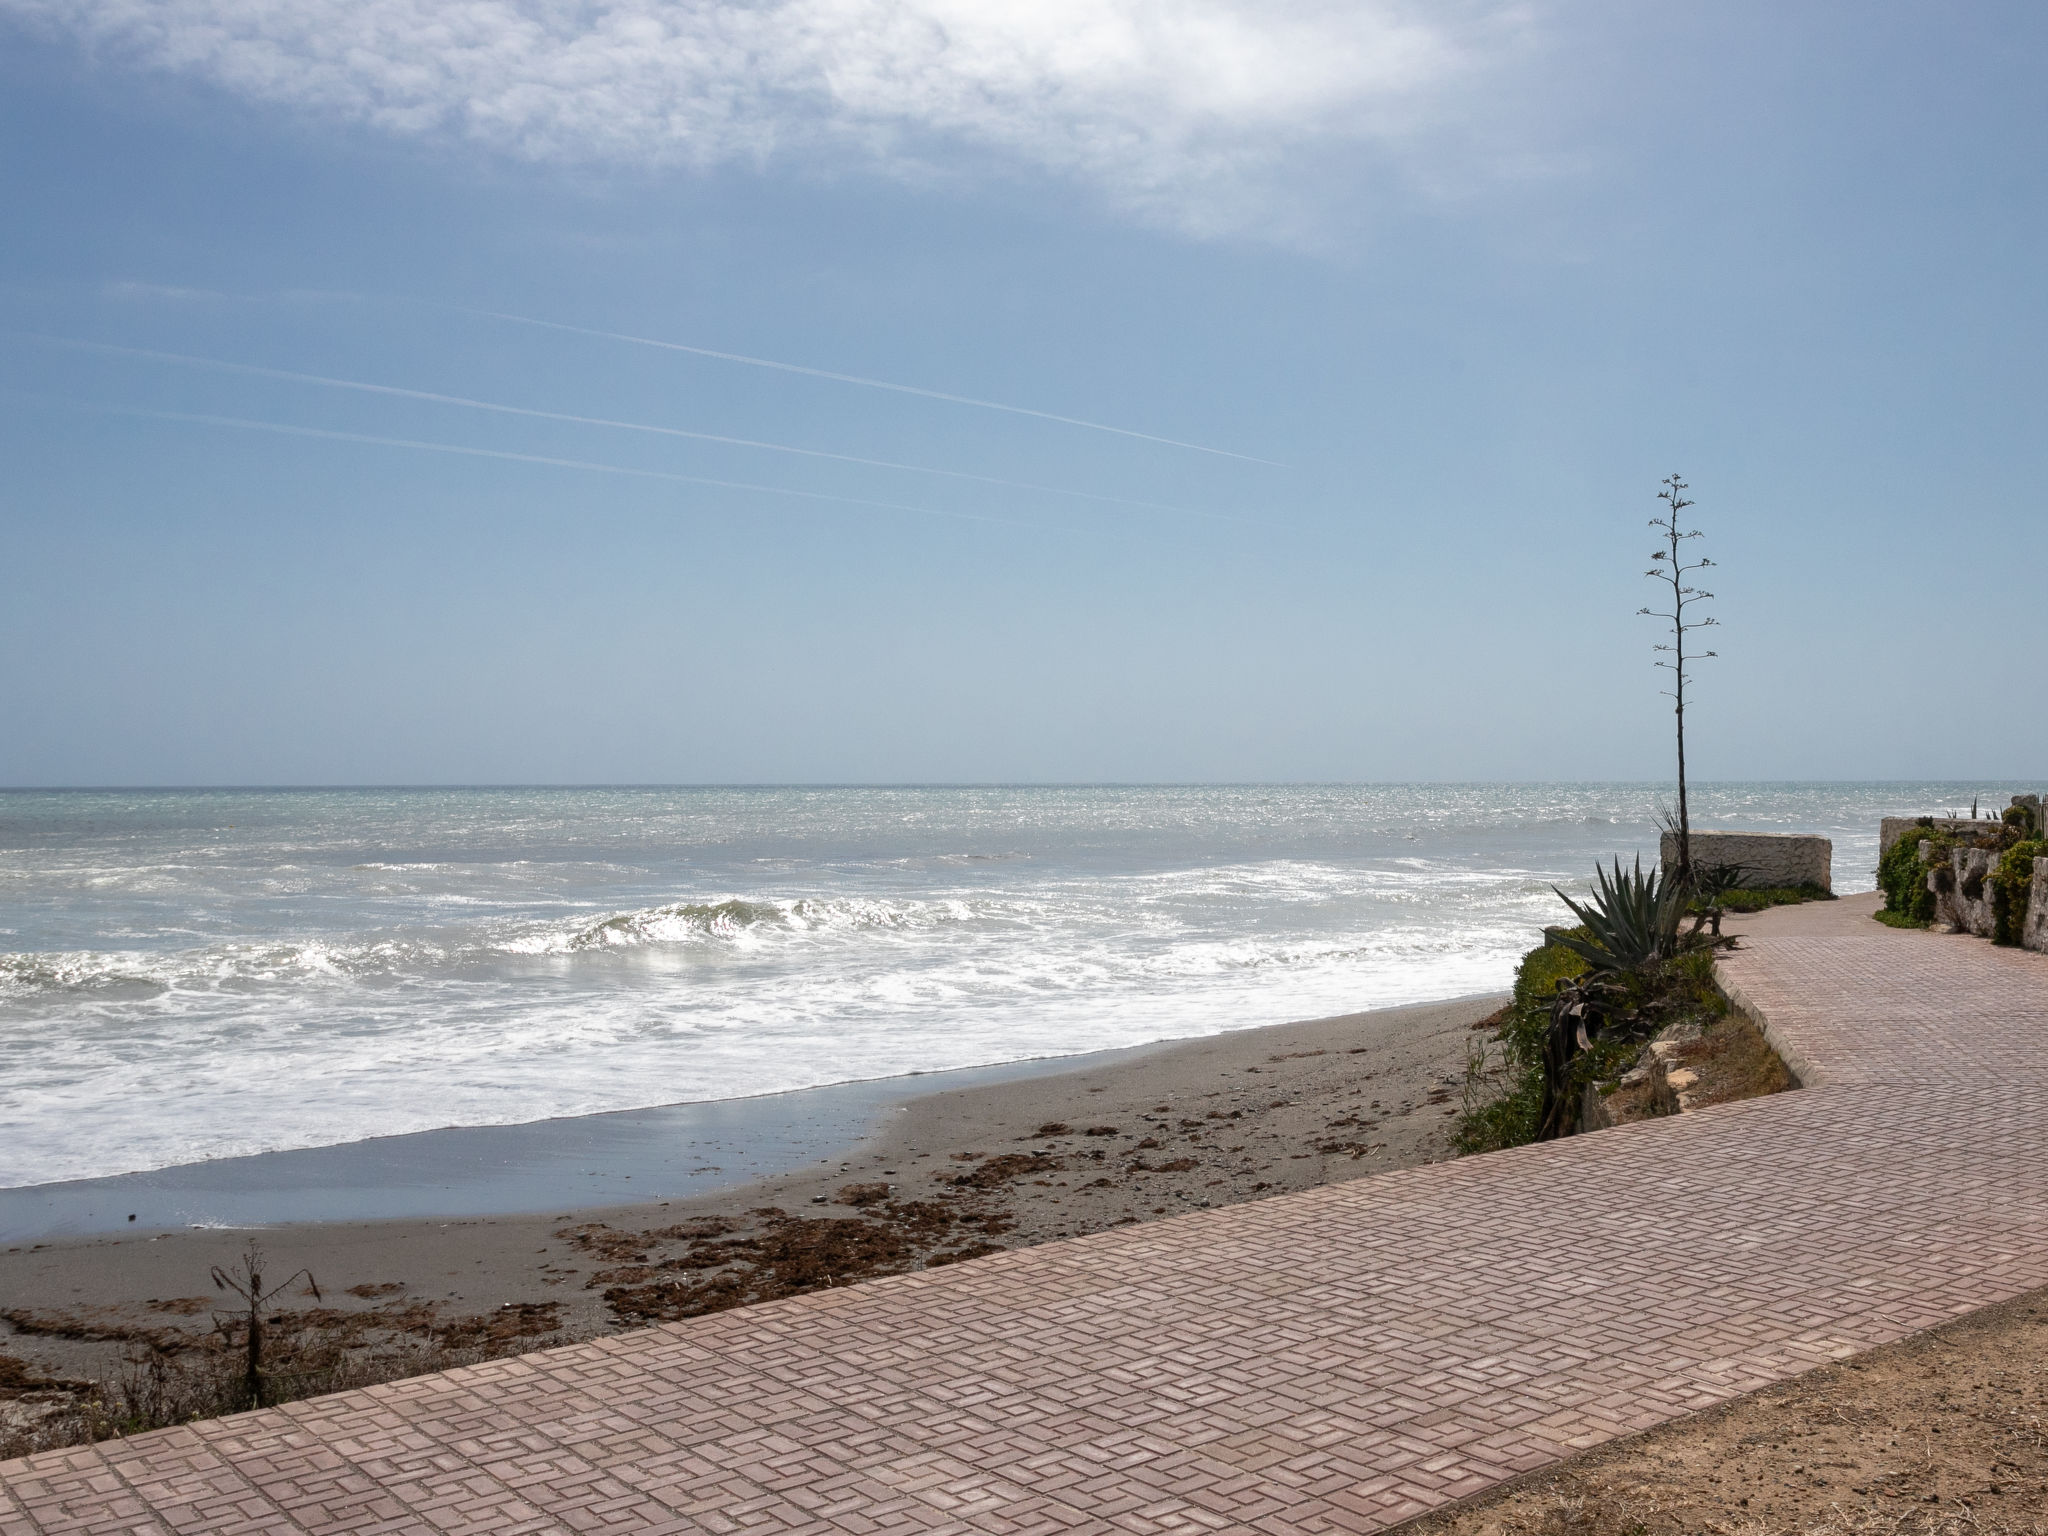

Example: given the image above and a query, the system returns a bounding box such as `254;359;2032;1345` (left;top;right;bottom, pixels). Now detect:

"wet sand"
0;993;1499;1382
0;1052;1171;1244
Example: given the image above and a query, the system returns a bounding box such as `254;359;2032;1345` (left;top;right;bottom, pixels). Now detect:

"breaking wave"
0;893;985;997
543;898;787;951
0;951;165;995
504;894;975;954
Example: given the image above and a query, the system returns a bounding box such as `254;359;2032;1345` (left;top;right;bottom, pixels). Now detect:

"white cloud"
5;0;1534;232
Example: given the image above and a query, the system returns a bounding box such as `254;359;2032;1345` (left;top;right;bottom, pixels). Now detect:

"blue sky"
2;1;2044;785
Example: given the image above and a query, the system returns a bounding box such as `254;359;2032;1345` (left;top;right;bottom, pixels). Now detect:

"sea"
0;782;2007;1191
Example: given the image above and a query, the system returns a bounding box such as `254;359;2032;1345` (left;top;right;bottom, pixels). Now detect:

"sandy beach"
0;993;1496;1385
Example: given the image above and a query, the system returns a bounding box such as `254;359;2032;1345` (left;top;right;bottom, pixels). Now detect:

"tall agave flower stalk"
1639;475;1718;889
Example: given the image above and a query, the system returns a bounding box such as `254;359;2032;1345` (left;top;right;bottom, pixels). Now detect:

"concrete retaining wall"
1659;830;1832;892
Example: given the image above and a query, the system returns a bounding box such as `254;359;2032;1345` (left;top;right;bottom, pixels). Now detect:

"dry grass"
1404;1286;2048;1536
1599;1011;1793;1129
0;1297;575;1460
1671;1011;1795;1104
1602;1054;1683;1122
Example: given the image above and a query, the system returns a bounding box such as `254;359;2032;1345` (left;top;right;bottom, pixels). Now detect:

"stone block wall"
1932;844;1999;939
1878;817;2012;858
1658;831;1832;892
2028;858;2048;954
1929;848;2048;952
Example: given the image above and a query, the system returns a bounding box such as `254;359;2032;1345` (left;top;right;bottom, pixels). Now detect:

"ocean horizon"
1;780;2027;1190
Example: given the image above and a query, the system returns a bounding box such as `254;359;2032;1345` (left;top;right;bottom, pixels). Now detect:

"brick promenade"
6;896;2046;1534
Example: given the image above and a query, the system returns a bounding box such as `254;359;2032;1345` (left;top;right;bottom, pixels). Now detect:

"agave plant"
1549;855;1689;973
1535;973;1615;1140
1685;861;1751;904
1682;860;1752;938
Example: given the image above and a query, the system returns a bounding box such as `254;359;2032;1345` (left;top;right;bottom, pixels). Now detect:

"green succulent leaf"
1548;855;1687;973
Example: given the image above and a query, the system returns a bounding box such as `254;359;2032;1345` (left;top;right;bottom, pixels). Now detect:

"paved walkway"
6;896;2046;1535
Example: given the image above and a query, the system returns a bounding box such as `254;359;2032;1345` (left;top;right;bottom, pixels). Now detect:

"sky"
1;0;2044;786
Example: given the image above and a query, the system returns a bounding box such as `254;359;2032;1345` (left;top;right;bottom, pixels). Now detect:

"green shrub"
1514;938;1590;1015
1659;946;1731;1017
1452;1045;1540;1156
1714;883;1833;913
1992;839;2046;946
1876;822;1953;924
1454;939;1587;1154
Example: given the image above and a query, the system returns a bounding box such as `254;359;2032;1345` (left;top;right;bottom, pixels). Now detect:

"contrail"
465;308;1283;466
16;397;1024;527
30;336;1237;521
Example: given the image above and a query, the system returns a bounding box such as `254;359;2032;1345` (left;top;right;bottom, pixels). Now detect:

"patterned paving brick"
6;896;2046;1533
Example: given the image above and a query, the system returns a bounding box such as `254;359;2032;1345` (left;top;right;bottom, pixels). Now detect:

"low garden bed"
1877;806;2043;944
1456;860;1798;1156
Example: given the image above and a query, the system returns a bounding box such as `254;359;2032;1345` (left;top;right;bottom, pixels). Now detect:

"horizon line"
0;778;2033;793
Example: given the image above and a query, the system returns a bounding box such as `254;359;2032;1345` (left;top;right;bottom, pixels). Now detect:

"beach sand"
0;994;1497;1384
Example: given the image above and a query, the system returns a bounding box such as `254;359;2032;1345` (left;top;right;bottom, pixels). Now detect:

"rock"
1934;845;1999;938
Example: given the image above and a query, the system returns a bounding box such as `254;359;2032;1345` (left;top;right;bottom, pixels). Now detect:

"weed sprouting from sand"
209;1240;319;1409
